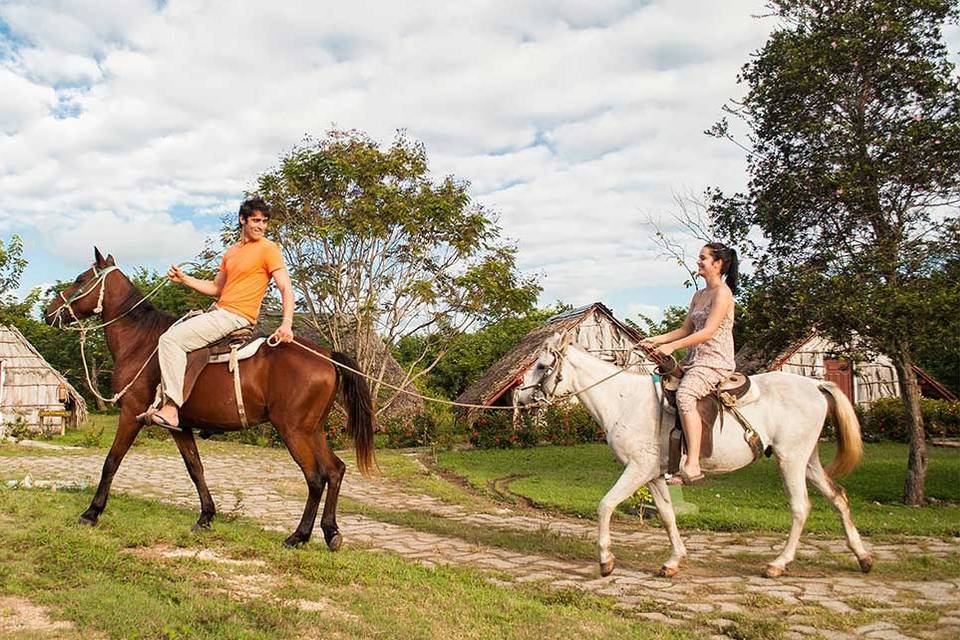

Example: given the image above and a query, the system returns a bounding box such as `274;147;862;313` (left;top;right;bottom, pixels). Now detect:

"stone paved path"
2;445;958;640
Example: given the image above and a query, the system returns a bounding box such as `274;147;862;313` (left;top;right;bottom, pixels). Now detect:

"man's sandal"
150;413;181;432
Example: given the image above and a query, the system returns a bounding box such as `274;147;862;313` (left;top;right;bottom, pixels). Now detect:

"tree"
253;130;540;414
0;236;27;303
708;0;959;503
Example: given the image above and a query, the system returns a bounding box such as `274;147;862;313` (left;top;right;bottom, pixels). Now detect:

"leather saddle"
660;372;763;472
181;326;266;405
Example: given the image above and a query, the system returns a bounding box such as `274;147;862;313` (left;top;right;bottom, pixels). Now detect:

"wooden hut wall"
775;335;901;407
0;326;87;436
571;310;653;374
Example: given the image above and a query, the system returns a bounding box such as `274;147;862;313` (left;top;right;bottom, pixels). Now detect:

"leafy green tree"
708;0;959;503
0;236;27;302
253;129;540;414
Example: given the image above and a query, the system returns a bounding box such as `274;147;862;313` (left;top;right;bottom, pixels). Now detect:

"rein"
51;260;210;405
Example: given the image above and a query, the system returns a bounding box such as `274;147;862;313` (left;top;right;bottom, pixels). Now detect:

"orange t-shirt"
216;238;285;323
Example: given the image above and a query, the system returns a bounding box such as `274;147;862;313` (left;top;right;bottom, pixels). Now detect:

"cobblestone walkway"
2;446;957;640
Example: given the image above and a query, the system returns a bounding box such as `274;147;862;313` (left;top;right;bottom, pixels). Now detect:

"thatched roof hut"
736;332;956;406
456;303;655;419
0;325;88;437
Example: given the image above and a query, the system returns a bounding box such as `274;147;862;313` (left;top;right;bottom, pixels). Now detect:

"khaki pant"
158;308;250;406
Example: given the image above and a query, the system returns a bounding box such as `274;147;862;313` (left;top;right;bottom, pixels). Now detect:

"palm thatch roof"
455;303;648;416
0;324;88;432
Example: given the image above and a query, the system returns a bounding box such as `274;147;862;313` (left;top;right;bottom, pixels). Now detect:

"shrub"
860;397;959;441
383;414;427;448
539;403;604;446
468;410;537;449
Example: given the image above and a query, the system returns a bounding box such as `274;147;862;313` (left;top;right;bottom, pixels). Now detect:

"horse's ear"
94;247;105;266
105;254;116;266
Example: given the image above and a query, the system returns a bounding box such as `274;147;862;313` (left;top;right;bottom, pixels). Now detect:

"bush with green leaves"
468;410;537;449
539;403;604;446
861;398;959;442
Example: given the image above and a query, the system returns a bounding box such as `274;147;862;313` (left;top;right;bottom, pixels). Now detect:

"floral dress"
675;288;735;414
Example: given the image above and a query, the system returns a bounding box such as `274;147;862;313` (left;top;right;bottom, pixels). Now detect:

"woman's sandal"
667;470;705;486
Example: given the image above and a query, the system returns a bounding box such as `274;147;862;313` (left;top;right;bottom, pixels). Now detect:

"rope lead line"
276;338;629;412
62;258;633;411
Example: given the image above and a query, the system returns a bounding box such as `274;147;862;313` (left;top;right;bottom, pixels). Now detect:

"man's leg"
151;309;249;427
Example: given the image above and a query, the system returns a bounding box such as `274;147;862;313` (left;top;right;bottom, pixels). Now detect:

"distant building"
456;303;654;420
737;332;956;406
0;325;88;437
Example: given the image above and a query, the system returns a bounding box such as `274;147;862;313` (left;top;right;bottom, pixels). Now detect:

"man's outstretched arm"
168;265;225;297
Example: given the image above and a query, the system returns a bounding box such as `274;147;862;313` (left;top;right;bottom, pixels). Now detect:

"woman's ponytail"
706;242;739;294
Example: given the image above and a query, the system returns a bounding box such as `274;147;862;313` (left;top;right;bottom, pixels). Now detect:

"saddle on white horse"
659;370;767;473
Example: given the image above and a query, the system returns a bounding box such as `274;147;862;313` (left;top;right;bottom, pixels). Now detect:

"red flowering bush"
860;398;959;442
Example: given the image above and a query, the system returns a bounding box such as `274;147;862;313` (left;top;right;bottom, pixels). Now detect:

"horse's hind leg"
597;459;655;576
275;424;326;548
171;429;216;531
315;436;346;551
80;408;142;526
766;452;812;577
647;476;688;577
806;450;873;573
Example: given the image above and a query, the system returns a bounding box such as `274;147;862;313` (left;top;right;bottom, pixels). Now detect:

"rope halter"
46;264;120;328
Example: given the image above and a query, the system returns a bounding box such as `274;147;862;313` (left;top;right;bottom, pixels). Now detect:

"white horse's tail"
819;382;863;478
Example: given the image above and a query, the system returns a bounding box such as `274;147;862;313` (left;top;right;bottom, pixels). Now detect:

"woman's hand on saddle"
272;320;294;343
167;265;186;284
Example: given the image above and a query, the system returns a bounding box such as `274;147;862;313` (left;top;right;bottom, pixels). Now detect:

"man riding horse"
138;197;295;430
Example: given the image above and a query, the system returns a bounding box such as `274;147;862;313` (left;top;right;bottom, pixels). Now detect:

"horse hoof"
763;564;785;578
192;521;211;533
657;565;680;578
78;512;98;527
326;532;343;552
858;555;875;574
283;533;308;548
599;558;616;577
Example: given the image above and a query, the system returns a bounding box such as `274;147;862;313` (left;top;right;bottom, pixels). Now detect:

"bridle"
46;264;120;329
516;335;570;406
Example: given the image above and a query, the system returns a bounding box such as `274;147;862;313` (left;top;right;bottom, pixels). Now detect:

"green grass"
436;442;960;537
0;487;693;640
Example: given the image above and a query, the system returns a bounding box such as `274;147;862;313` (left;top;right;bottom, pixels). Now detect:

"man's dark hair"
239;197;270;222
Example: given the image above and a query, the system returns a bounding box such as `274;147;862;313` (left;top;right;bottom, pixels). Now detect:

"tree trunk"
894;342;927;505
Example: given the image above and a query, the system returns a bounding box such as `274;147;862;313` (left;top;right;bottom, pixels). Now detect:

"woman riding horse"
641;242;739;485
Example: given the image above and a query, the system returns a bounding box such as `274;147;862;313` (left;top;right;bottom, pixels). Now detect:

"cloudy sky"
1;0;781;323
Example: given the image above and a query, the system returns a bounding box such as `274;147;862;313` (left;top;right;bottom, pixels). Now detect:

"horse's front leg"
170;429;216;531
80;407;142;526
597;460;651;576
647;476;687;577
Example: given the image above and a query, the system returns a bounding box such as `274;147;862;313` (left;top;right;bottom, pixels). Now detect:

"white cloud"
47;211;212;266
0;0;776;310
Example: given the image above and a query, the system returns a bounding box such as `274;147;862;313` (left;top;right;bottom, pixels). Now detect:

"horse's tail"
818;381;863;479
331;352;376;476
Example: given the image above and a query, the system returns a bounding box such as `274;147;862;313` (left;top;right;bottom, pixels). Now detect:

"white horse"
515;333;873;578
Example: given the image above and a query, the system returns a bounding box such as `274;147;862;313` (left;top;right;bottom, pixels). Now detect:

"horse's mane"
116;278;177;334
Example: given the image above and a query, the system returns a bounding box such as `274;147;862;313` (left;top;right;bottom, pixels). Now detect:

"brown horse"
45;248;375;550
